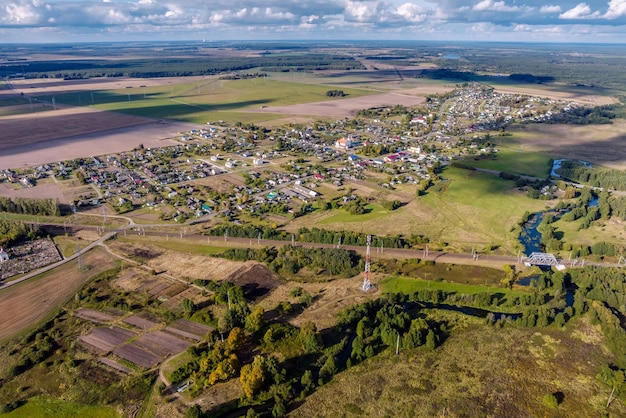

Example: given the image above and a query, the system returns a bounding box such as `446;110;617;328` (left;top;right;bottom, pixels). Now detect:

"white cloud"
473;0;518;12
3;2;40;25
396;3;427;23
540;5;561;13
604;0;626;19
559;3;599;19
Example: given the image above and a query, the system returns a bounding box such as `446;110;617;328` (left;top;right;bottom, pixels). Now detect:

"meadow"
292;167;548;253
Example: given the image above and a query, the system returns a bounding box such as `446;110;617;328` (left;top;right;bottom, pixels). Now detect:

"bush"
542;393;559;408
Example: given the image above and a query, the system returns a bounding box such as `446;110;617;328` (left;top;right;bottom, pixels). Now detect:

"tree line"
204;224;426;249
556;160;626;191
0;196;60;216
0;219;41;247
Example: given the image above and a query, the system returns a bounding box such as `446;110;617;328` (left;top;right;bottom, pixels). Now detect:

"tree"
425;329;437;350
240;356;267;399
245;307;265;334
227;327;245;350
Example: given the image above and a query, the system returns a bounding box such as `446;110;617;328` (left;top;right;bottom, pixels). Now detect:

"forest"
0;54;364;79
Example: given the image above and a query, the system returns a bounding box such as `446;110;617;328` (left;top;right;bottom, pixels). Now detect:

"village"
0;83;579;225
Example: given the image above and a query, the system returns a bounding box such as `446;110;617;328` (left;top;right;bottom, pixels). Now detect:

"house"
335;137;353;149
0;248;9;262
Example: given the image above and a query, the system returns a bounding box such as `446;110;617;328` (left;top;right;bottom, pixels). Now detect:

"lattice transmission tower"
362;235;371;292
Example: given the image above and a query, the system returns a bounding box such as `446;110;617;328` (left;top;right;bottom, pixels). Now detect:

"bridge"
523;252;566;270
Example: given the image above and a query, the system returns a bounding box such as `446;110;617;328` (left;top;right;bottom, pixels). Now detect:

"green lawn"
1;396;119;418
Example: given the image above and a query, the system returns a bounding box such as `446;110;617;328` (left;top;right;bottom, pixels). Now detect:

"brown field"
133;330;190;357
74;308;118;324
113;342;161;369
165;319;213;341
0;181;69;203
227;262;282;300
492;84;616;106
0;106;191;170
3;76;214;98
0;247;117;342
510;121;626;169
123;314;160;330
79;326;136;353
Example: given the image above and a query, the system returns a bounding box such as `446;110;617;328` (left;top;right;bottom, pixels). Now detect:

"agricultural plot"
98;357;132;374
0;247;116;341
75;308;201;369
79;326;136;353
133;331;190;358
165;319;213;341
113;343;161;369
74;308;119;324
123;313;160;330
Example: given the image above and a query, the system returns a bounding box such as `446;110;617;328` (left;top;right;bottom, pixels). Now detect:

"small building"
0;248;9;262
335;137;353;149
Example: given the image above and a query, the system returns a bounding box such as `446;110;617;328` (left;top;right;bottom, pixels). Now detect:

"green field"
288;167;548;253
44;78;374;124
461;142;552;178
0;396;119;418
320;204;391;224
414;167;548;251
381;276;528;298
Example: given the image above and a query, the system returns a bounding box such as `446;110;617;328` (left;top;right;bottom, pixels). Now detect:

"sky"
2;0;626;43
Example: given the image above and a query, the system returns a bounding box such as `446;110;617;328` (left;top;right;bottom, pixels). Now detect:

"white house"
0;248;9;262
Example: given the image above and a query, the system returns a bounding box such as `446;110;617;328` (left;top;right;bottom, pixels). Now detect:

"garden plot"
123;313;160;330
165;319;213;341
75;308;118;324
79;326;136;353
113;343;161;369
133;330;190;357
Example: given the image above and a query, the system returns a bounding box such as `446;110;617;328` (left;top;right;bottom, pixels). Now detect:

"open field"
0;395;119;418
0;247;117;342
508;121;626;170
460;143;553;178
491;83;617;106
289;167;548;253
0;107;189;170
381;276;528;299
293;317;625;417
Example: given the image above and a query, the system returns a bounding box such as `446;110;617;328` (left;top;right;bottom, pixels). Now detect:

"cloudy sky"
2;0;626;43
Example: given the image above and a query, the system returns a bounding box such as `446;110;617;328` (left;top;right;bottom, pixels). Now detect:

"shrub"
542;393;559;408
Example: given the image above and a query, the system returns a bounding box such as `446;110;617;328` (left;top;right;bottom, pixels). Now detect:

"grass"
292;317;623;417
320;204;391;224
380;276;529;299
287;166;547;253
48;78;374;124
0;395;119;418
460;142;552;178
552;216;626;254
117;235;230;256
415;167;548;251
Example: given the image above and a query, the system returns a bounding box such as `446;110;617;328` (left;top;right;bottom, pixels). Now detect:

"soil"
0;247;117;341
